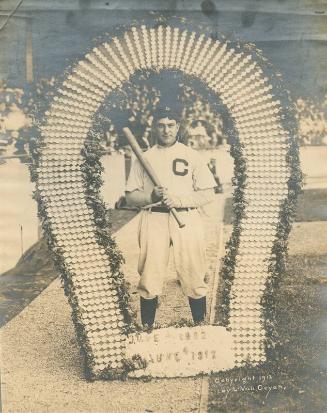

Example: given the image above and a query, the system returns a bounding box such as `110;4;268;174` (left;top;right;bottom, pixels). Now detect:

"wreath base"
126;325;235;378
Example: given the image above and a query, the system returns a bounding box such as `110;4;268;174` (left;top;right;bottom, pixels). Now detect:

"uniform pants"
137;209;208;299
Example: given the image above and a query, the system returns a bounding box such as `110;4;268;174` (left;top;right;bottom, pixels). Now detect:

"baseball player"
125;106;217;327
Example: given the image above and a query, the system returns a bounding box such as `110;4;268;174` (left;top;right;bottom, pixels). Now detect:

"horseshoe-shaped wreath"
30;24;301;380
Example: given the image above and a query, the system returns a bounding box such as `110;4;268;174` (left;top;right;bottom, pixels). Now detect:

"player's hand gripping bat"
122;127;185;228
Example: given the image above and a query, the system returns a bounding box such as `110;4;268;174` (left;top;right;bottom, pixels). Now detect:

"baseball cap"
152;104;183;124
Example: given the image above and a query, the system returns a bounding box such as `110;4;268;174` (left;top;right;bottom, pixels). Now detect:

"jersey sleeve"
193;154;217;190
126;158;144;192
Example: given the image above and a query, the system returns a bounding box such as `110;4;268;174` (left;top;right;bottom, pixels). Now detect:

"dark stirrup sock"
140;296;158;328
188;296;207;324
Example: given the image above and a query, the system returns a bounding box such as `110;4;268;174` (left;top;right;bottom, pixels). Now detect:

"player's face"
154;117;180;147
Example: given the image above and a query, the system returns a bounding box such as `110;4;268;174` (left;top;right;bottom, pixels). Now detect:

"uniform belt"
149;206;195;213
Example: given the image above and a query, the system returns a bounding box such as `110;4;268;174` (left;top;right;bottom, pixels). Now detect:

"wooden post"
20;224;24;256
26;18;33;83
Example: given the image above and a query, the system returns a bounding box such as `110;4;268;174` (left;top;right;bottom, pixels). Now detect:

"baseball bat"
122;127;186;228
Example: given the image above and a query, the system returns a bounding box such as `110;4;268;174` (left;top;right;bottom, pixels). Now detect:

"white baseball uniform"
126;141;216;299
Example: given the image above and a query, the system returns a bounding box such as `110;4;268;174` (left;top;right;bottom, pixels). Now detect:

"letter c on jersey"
173;159;189;176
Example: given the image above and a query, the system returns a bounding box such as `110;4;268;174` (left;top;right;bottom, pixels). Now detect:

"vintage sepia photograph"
0;0;326;412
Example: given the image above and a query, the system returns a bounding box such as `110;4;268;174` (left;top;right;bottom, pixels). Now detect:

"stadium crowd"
0;81;30;162
0;78;327;164
101;81;226;156
295;97;327;146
